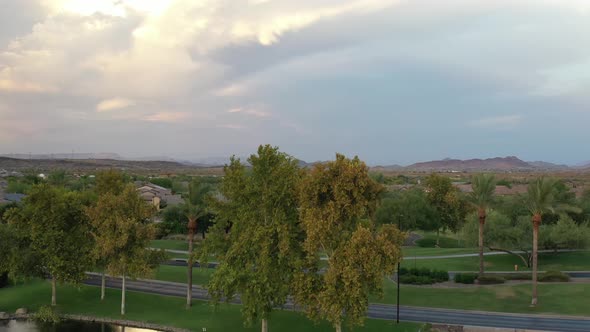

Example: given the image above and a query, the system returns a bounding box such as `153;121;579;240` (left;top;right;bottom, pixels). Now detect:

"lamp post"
397;214;402;324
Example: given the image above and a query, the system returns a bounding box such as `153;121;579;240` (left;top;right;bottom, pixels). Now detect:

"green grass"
403;251;590;271
0;281;422;332
375;279;590;316
155;265;214;285
150;240;189;251
402;247;481;257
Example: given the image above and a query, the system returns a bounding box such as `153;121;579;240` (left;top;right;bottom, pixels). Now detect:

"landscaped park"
2;146;590;332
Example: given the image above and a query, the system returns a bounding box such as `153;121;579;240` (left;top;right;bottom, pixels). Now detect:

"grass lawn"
402;247;481;257
0;281;422;332
374;279;590;316
155;265;214;285
150;239;189;251
403;251;590;271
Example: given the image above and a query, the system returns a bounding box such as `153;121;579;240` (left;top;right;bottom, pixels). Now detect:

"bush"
539;271;570;282
34;305;61;324
497;273;532;280
416;238;437;248
399;275;435;285
432;270;449;282
399;267;410;276
477;275;506;285
454;273;477;284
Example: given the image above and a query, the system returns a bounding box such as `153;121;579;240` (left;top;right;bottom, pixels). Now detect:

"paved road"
84;273;590;332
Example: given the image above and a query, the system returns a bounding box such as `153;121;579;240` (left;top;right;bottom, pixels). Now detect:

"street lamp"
397;214;402;324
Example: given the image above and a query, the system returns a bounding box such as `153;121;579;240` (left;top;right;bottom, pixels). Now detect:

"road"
84;273;590;332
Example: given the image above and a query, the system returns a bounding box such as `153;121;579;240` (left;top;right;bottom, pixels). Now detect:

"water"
0;320;161;332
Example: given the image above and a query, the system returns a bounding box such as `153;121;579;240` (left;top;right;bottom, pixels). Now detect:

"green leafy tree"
526;177;579;306
204;145;302;332
375;188;438;232
92;170;127;300
183;178;213;308
425;174;468;245
86;184;163;315
293;154;405;332
48;170;68;187
466;174;496;277
7;184;93;306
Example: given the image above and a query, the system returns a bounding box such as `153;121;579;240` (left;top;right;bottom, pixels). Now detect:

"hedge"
539;271;570;282
477;275;506;284
454;273;477;284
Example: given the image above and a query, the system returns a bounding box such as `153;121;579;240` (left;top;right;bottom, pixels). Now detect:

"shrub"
34;305;61;324
400;275;435;285
398;267;410;276
498;273;532;280
454;273;477;284
477;275;506;284
539;271;570;282
416;238;437;248
432;270;449;282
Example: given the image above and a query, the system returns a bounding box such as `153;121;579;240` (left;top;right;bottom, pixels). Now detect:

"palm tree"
526;177;579;306
467;174;496;278
183;179;212;308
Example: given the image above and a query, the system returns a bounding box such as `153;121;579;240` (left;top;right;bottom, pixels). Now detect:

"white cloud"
96;98;136;112
142;112;190;123
217;124;246;129
469;115;523;128
227;107;271;118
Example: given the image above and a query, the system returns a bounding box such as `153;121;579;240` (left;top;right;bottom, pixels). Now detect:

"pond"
0;320;162;332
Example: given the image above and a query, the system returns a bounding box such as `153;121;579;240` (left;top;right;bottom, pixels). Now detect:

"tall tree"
86;184;162;315
425;174;467;245
204;145;302;332
526;177;579;306
293;154;405;332
7;184;92;306
93;170;127;300
467;174;496;277
183;178;212;308
376;188;438;232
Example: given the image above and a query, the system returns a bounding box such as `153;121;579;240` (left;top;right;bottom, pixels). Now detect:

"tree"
93;170;127;300
293;154;405;332
466;174;496;277
425;174;468;245
183;178;213;308
86;184;163;315
375;188;438;232
526;177;579;306
204;145;302;332
7;184;93;306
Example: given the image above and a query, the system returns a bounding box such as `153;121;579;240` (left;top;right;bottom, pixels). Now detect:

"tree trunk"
531;214;540;306
101;272;106;301
335;321;342;332
51;276;57;306
186;227;195;309
261;318;268;332
478;209;486;278
121;273;126;315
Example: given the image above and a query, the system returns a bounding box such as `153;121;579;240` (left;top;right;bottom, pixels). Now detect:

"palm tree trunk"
121;273;126;315
531;215;540;306
261;318;268;332
101;272;106;301
186;228;195;309
51;276;57;306
478;210;486;278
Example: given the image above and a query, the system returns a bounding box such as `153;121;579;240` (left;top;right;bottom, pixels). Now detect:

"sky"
1;0;590;165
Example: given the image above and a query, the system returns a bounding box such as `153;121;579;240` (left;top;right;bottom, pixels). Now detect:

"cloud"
96;98;136;112
227;107;271;118
469;115;523;128
142;112;190;123
0;79;57;93
217;124;246;130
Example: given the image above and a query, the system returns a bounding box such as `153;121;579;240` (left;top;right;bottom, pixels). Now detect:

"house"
136;182;183;210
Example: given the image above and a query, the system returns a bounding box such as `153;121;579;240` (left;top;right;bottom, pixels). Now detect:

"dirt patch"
494;286;516;300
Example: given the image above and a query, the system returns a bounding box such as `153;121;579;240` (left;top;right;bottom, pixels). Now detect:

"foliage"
6;179;31;194
477;275;506;284
425;174;468;234
204;145;303;329
415;235;464;248
47;170;68;187
375;189;438;232
467;173;496;213
293;154;404;331
454;273;477;284
95;169;127;196
0;202;18;224
150;177;173;189
34;305;61;323
538;271;570;282
6;184;93;301
399;268;448;284
496;179;512;188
